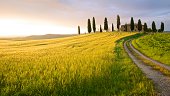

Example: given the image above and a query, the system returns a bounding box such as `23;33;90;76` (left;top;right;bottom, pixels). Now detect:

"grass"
132;33;170;65
0;32;155;95
126;40;170;77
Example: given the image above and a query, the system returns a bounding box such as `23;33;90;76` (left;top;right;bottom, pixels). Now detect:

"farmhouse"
121;24;144;32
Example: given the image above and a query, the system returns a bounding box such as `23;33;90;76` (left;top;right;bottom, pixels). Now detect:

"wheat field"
0;32;155;95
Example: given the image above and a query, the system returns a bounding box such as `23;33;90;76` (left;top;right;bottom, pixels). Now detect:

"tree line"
128;17;164;33
78;15;164;34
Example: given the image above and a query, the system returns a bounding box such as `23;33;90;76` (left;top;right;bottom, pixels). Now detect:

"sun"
0;19;77;37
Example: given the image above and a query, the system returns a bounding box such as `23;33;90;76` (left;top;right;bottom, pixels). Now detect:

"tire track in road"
124;40;170;96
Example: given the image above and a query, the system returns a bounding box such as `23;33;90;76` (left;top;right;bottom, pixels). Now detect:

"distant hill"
24;34;77;40
0;34;77;40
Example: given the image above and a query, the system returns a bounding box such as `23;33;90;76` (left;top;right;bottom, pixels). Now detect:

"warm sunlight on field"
0;19;77;37
0;0;170;95
0;32;155;95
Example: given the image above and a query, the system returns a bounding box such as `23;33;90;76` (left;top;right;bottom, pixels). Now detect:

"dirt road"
124;40;170;96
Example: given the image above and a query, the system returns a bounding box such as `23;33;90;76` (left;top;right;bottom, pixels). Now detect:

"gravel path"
129;41;170;71
124;40;170;96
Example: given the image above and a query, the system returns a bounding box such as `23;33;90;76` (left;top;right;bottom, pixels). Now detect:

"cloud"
0;0;170;31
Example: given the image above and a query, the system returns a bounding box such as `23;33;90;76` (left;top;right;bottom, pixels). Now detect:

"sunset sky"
0;0;170;37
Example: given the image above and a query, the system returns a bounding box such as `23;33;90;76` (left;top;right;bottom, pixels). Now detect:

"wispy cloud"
0;0;170;33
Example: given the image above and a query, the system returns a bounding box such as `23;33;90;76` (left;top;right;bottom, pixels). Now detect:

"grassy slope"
132;33;170;65
0;32;155;95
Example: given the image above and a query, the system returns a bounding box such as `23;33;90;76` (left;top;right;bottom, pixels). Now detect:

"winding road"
124;40;170;96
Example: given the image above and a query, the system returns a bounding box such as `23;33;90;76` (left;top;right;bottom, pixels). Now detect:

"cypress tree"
138;19;142;32
100;25;102;32
161;22;164;32
144;23;148;32
130;17;134;32
104;17;108;31
87;19;92;33
117;15;120;31
92;17;96;33
112;23;114;32
78;26;80;35
152;21;157;32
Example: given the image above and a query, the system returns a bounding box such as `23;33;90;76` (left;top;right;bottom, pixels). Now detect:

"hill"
0;32;155;95
0;34;76;40
24;34;76;40
132;33;170;65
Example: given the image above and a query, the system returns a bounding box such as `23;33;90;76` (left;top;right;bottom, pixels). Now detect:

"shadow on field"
116;33;145;44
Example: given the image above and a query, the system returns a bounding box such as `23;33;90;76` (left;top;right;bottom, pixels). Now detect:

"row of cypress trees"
128;17;164;32
78;16;164;34
87;17;114;33
85;15;121;34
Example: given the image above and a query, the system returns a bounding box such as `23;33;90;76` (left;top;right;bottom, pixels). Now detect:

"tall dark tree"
87;19;92;33
161;22;164;32
130;17;134;31
152;21;157;32
138;19;142;32
78;26;80;35
112;23;114;32
100;25;102;32
144;23;148;32
117;15;120;31
125;23;128;32
92;17;96;33
104;17;108;31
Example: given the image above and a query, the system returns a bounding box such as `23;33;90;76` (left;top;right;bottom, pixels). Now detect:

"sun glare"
0;19;77;37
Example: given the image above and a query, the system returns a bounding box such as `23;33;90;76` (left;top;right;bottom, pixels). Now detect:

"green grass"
132;33;170;65
127;40;170;77
0;32;155;95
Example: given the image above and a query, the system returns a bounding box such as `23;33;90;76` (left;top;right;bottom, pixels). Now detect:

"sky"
0;0;170;37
